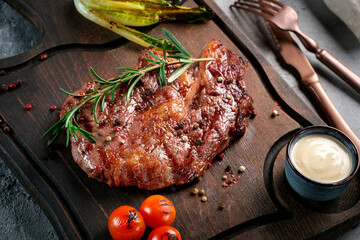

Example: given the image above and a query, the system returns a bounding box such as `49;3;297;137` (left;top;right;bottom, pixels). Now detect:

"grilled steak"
60;40;254;190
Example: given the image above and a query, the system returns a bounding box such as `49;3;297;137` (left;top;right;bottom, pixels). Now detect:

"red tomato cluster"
108;195;181;240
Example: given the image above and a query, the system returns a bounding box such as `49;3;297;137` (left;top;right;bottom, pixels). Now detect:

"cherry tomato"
108;205;146;240
148;226;181;240
140;195;176;228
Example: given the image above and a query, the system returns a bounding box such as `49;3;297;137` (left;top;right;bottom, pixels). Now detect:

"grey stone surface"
0;0;359;239
0;1;57;239
0;0;39;58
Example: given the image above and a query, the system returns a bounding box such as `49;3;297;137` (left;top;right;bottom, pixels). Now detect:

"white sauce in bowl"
291;134;352;183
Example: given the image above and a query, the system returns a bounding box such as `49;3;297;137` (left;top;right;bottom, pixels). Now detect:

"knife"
266;22;360;150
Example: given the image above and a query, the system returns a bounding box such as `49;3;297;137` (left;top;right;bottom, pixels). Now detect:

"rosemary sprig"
42;28;214;147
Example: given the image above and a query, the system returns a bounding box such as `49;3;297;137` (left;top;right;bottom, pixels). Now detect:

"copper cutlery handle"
294;29;360;94
316;50;360;94
306;81;360;150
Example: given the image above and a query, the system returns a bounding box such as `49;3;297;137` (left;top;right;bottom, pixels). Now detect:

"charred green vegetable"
74;0;213;50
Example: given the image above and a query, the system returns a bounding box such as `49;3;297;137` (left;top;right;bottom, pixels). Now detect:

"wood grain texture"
1;0;359;239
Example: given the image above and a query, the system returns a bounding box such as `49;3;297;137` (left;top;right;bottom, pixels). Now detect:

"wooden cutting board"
1;0;360;239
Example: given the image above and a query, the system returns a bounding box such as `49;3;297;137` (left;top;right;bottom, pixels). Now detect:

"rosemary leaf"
126;74;144;104
167;63;192;83
90;67;107;83
101;91;110;111
66;127;71;147
161;28;191;57
60;88;85;97
149;51;164;62
46;129;63;147
41;118;66;139
111;84;117;103
161;63;166;86
163;40;168;61
167;53;190;59
116;67;139;71
93;96;102;124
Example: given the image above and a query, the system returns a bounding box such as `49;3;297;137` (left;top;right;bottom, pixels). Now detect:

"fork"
231;0;360;94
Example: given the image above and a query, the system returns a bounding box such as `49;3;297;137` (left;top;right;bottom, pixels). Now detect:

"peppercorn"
177;121;185;129
182;135;188;142
199;189;205;196
8;84;16;90
238;165;246;173
1;84;8;93
225;165;231;172
226;95;231;99
135;104;141;110
114;126;121;132
219;153;225;160
198;119;204;128
193;122;199;129
217;76;224;83
114;118;122;126
15;80;22;87
201;196;207;202
50;106;57;111
105;136;112;142
196;176;202;182
222;175;227;181
24;104;32;111
218;202;225;210
250;112;257;119
227;77;234;84
2;125;10;133
271;109;279;117
192;188;199;195
194;138;202;145
40;54;47;61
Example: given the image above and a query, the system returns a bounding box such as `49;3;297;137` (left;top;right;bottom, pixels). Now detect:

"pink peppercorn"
121;135;127;139
40;54;47;61
25;104;32;111
8;84;16;90
231;175;234;178
219;153;225;159
50;105;57;111
233;181;237;184
114;126;121;132
208;163;212;168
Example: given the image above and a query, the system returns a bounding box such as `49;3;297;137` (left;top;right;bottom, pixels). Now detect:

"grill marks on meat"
60;40;254;190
